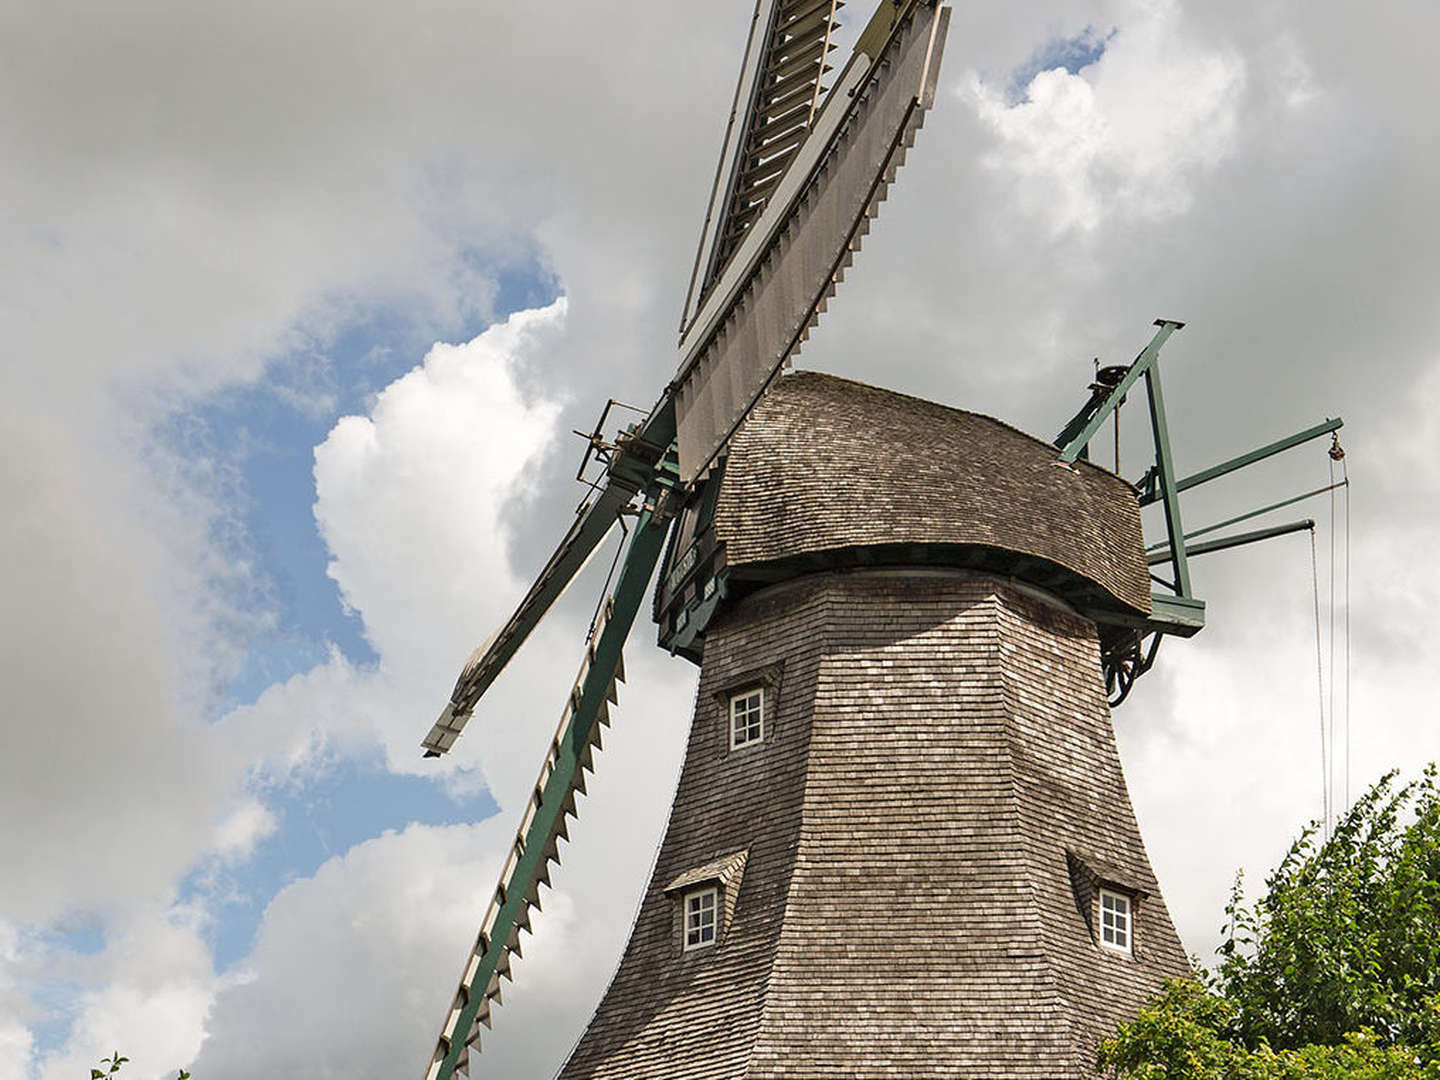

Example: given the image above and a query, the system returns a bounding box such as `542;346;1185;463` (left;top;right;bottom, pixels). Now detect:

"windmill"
417;2;1344;1076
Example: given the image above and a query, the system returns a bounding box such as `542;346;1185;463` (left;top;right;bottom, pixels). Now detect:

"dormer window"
683;887;719;950
664;850;748;954
715;666;781;755
1099;888;1133;954
729;687;764;749
1066;850;1147;957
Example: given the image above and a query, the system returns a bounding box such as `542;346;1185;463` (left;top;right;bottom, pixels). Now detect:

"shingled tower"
556;372;1190;1077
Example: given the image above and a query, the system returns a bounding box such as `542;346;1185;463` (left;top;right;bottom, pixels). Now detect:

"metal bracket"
573;398;650;482
1054;319;1185;464
1058;319;1343;707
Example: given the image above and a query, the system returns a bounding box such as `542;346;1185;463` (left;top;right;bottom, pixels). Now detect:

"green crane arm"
422;501;673;1080
1053;319;1184;461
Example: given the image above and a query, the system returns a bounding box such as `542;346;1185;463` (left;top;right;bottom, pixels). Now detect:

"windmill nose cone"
709;371;1151;620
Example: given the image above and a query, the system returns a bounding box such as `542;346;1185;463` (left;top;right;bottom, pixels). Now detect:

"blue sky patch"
159;258;560;718
190;755;498;972
24;921;106;1058
28;981;85;1061
1006;26;1116;104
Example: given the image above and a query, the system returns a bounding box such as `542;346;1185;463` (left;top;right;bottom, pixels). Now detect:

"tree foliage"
1099;980;1440;1079
89;1051;189;1080
1220;768;1440;1049
1099;768;1440;1078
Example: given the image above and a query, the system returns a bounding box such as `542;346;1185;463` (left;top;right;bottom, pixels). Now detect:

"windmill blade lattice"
422;451;658;758
673;0;951;483
684;0;847;322
425;508;672;1080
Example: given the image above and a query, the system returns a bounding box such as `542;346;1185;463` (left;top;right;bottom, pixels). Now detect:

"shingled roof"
712;371;1151;618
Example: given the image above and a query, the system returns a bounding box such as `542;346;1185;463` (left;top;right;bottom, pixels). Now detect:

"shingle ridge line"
776;368;1138;490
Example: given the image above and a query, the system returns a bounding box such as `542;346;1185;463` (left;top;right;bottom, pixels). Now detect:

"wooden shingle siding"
558;572;1188;1078
557;582;827;1079
713;372;1152;618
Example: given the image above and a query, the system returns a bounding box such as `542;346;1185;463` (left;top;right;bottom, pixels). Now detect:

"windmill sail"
425;0;952;734
672;0;950;484
681;0;846;330
426;601;621;1079
421;425;667;758
425;508;672;1080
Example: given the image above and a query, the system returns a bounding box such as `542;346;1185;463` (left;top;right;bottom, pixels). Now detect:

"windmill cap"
710;371;1152;620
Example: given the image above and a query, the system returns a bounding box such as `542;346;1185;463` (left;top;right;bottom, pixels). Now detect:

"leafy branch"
90;1050;190;1080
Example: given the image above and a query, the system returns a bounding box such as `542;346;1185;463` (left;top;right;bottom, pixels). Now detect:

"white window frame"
729;687;765;750
683;886;719;951
1099;888;1133;955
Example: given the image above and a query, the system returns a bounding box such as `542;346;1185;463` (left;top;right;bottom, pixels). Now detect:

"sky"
2;0;1439;1077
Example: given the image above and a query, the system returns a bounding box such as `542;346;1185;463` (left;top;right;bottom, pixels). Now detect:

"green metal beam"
1137;417;1343;507
1147;593;1206;635
1056;319;1185;463
1147;480;1348;551
427;502;673;1080
1147;518;1315;566
1143;360;1192;598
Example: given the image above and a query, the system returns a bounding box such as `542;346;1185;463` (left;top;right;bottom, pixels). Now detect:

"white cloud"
179;302;693;1077
0;407;245;923
0;923;35;1080
0;1025;33;1080
37;979;212;1080
313;300;566;676
192;649;691;1080
215;300;590;793
7;0;1440;1076
8;296;685;1079
972;0;1244;233
211;801;279;865
27;908;214;1080
190;822;508;1080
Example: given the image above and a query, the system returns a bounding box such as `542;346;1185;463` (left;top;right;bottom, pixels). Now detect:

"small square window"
684;887;719;950
1100;889;1133;954
729;688;764;749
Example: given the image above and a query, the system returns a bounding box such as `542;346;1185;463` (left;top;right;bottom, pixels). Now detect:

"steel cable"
1329;456;1337;817
1310;527;1329;837
1343;456;1351;809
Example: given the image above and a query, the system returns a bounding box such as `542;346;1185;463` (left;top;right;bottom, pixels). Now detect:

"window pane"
1099;890;1133;954
684;887;719;950
731;688;765;747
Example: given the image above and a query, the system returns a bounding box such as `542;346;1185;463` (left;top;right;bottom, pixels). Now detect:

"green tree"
1098;768;1440;1078
89;1051;189;1080
1099;981;1440;1079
